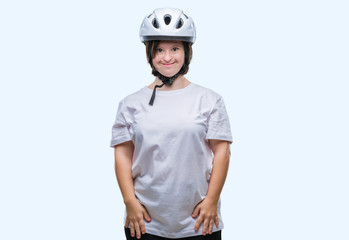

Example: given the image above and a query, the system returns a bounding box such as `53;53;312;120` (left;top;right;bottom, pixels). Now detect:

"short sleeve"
110;101;132;147
206;95;233;143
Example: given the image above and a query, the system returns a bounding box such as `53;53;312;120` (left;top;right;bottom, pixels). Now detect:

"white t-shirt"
110;83;232;238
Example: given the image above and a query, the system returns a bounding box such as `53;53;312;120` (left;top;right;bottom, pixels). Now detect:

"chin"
159;72;176;78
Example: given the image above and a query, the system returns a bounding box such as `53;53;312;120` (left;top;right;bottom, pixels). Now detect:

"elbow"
226;147;231;161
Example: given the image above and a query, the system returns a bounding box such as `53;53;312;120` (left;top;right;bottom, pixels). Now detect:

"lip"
161;62;175;66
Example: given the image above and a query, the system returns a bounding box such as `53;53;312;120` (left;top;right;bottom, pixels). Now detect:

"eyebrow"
158;44;182;48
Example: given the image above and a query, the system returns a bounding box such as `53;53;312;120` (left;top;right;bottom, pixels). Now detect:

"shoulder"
112;88;149;118
191;83;223;102
118;87;148;107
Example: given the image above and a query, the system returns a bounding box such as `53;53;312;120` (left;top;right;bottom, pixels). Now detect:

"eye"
156;48;163;53
172;47;179;51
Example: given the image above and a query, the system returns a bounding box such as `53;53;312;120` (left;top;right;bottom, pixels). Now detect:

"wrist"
123;196;137;205
205;195;219;204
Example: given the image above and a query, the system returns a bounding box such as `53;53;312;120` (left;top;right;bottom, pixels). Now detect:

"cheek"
179;52;185;64
151;58;157;68
152;55;160;65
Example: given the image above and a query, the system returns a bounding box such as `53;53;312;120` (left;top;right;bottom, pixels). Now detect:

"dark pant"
125;227;221;240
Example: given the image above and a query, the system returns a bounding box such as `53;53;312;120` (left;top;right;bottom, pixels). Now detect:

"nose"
163;50;172;62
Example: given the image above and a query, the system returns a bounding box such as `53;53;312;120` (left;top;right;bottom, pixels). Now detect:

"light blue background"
0;0;348;239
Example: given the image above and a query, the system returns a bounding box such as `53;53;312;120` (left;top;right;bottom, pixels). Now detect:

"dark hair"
145;40;193;76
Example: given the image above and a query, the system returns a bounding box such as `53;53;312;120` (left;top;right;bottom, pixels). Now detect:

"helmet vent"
164;15;171;25
176;18;184;29
183;13;189;19
152;19;159;28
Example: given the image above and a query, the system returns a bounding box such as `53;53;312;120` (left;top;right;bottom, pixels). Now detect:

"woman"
111;8;232;240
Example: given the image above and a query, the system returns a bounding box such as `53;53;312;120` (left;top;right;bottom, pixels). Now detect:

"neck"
150;75;190;91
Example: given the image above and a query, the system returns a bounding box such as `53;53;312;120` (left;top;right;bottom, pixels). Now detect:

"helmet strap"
148;69;184;106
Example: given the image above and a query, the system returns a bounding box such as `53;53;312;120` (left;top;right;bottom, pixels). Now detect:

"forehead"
157;40;183;48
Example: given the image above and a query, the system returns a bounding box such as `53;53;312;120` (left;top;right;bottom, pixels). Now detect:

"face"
152;40;185;78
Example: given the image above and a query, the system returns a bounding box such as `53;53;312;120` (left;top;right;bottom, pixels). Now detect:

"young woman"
111;8;232;240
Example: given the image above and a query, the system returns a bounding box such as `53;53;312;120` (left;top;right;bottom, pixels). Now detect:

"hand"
192;198;219;236
125;199;152;239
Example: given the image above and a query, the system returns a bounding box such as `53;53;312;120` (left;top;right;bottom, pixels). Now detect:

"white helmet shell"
139;8;196;43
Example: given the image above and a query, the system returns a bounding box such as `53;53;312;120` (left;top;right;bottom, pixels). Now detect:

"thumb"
192;204;201;218
215;216;219;227
143;209;152;222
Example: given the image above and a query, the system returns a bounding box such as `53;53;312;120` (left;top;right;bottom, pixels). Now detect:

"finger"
143;209;152;222
194;216;203;232
208;219;214;234
139;220;146;235
215;216;219;227
129;222;135;238
202;218;209;236
192;205;201;218
125;219;129;228
135;222;141;239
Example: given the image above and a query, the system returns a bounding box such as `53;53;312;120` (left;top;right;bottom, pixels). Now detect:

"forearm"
114;141;151;237
114;141;137;204
206;141;231;203
192;141;230;234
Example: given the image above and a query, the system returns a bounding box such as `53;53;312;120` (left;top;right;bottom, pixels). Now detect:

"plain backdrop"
0;0;348;239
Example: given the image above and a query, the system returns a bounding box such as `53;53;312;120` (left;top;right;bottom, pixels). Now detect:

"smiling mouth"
162;62;175;66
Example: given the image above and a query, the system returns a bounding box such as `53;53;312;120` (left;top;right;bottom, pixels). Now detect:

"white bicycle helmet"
140;8;196;43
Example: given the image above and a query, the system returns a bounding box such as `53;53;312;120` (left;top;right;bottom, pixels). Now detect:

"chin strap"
148;72;180;106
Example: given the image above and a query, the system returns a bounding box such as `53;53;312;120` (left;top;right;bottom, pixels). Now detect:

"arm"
192;139;231;235
114;141;151;239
